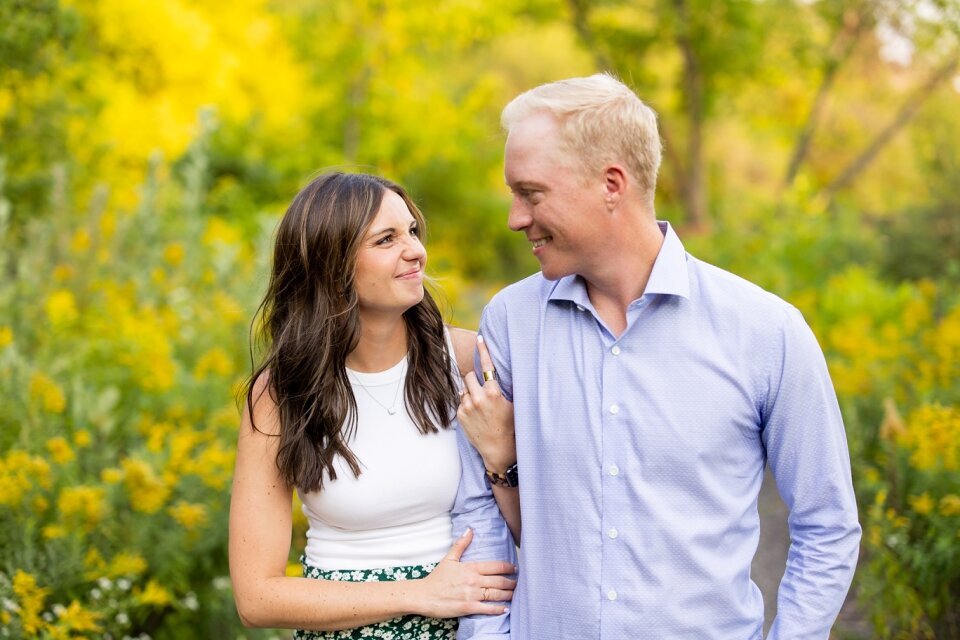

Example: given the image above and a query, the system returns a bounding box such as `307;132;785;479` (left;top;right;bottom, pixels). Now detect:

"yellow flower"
0;325;12;348
99;211;116;240
286;562;302;577
292;493;308;532
46;437;75;464
202;217;242;246
83;549;106;579
0;451;53;507
30;372;67;413
168;501;208;531
908;493;934;516
940;494;960;516
52;264;75;281
73;429;92;448
107;552;147;578
136;580;172;607
52;600;102;634
186;440;235;489
12;570;50;635
163;242;185;266
150;267;167;286
101;467;123;484
194;347;233;379
900;404;960;471
45;289;79;327
139;418;174;453
121;457;170;513
874;489;888;506
58;485;107;530
213;292;245;324
42;525;68;539
168;429;201;471
70;229;92;253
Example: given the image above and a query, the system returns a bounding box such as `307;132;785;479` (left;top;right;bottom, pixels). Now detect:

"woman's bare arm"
228;375;515;631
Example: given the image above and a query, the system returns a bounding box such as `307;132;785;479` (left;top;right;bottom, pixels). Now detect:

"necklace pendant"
387;407;397;415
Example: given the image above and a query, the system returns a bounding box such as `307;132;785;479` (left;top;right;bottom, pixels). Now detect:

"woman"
229;172;516;639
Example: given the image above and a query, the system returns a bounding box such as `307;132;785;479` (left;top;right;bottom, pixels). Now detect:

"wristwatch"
485;462;519;488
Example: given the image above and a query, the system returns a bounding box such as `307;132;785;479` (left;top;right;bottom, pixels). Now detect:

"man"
452;74;861;639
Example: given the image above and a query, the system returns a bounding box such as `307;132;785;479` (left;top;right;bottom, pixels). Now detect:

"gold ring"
482;370;496;382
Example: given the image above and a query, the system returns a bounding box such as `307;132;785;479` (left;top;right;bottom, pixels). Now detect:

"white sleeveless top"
298;341;462;570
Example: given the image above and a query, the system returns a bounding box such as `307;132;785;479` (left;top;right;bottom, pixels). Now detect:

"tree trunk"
674;0;707;231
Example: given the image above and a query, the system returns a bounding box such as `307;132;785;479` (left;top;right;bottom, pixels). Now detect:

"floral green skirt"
293;556;457;640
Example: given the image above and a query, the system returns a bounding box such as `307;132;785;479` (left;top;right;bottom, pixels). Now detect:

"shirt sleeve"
763;306;862;639
451;303;517;640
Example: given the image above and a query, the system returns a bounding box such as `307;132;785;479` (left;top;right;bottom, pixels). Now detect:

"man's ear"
602;164;628;211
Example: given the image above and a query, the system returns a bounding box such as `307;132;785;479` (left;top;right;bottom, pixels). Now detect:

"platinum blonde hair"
501;73;662;206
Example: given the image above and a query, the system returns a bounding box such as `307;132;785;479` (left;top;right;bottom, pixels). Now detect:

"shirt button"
610;404;620;415
576;304;585;311
609;464;619;476
608;528;619;539
611;345;621;356
607;590;618;601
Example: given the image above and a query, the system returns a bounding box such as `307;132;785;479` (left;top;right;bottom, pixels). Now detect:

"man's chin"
539;264;572;281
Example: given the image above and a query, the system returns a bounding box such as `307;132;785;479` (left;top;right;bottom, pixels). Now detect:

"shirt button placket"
602;340;623;622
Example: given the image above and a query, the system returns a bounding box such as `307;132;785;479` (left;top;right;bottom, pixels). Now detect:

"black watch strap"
485;462;519;488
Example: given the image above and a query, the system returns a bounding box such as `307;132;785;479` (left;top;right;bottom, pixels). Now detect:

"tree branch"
782;6;870;191
822;51;960;199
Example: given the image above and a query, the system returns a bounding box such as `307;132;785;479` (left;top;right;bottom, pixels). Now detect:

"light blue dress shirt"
452;222;861;639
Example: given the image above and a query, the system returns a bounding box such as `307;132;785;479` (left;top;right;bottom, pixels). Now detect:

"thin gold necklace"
349;361;406;415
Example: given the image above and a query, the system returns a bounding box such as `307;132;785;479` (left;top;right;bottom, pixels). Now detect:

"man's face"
504;112;606;281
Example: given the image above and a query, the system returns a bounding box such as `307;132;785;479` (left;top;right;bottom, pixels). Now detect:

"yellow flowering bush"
690;213;960;636
800;271;960;637
0;138;264;637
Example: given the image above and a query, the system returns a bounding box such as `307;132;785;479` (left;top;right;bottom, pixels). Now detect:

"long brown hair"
246;172;459;493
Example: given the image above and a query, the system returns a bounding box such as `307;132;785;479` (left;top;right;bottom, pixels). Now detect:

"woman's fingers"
468;602;512;616
480;587;515;602
443;528;473;561
465;559;517;576
462;370;483;398
477;335;495;375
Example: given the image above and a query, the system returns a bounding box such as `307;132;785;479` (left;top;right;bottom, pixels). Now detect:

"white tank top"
298;344;462;570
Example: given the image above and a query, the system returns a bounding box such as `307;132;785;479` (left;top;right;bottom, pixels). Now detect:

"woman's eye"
410;225;420;237
376;235;393;245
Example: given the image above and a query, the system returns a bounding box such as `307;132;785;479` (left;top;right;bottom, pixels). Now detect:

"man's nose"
507;199;530;232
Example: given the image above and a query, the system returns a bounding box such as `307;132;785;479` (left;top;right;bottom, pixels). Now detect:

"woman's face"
353;189;427;318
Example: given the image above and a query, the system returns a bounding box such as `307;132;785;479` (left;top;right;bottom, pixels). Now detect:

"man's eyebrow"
507;180;543;190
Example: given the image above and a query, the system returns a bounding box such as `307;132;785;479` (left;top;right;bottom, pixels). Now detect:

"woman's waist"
304;512;453;570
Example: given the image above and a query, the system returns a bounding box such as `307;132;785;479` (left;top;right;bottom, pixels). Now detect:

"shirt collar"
547;220;690;305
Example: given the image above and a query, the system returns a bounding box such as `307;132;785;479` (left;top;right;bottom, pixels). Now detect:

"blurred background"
1;0;958;638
